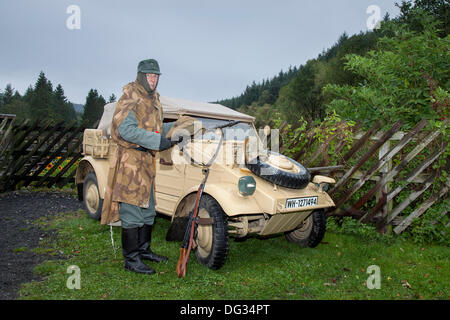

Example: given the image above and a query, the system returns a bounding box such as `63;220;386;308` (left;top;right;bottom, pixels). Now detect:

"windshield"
194;117;258;141
176;117;270;165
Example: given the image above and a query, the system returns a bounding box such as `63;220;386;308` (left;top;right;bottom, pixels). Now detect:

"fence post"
377;139;392;233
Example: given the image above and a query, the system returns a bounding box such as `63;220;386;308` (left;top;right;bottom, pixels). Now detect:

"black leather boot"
122;227;156;275
138;224;168;262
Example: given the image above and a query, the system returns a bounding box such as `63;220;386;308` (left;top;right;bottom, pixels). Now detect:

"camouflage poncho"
101;81;162;225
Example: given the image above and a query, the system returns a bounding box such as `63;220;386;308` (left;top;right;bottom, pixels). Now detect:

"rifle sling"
196;217;215;225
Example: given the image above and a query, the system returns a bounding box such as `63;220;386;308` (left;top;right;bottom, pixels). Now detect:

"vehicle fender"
179;182;263;217
75;156;109;199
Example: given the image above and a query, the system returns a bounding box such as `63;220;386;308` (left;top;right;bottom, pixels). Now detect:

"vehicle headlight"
238;176;256;196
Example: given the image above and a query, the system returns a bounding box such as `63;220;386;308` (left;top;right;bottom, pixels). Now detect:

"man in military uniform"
101;59;175;275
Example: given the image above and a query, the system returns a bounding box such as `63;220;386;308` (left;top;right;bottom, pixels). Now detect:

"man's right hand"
159;136;173;151
159;135;185;151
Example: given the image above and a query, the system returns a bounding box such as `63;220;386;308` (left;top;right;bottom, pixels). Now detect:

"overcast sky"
0;0;400;105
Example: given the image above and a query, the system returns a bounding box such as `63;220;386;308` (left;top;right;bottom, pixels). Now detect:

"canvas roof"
160;96;254;122
97;96;254;136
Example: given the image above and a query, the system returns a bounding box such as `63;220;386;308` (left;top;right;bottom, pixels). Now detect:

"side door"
154;119;185;216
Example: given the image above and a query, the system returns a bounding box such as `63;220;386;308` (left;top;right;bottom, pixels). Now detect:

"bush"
323;9;449;129
401;197;450;245
326;216;394;244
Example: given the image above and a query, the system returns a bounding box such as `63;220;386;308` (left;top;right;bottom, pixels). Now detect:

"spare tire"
245;151;310;189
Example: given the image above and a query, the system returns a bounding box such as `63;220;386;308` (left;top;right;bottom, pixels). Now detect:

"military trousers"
119;183;156;229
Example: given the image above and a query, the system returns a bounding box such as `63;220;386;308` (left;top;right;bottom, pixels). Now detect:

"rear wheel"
83;172;103;220
285;209;326;248
194;195;229;270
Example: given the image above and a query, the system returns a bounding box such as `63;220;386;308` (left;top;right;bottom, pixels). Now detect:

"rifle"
172;119;240;278
175;168;210;278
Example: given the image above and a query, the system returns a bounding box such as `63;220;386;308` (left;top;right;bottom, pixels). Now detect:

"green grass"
19;210;449;300
18;186;78;196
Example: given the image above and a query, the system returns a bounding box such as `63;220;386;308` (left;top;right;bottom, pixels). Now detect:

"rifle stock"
176;248;187;278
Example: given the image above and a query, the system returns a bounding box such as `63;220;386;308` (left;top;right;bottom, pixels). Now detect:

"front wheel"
194;195;229;270
285;209;326;248
83;172;103;220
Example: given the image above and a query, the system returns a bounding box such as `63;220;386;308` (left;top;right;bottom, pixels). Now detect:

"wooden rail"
0;115;90;192
275;118;448;234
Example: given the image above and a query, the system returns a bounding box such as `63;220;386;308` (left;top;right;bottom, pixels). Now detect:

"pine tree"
108;94;117;103
1;84;30;120
2;100;31;122
82;89;106;127
12;91;21;101
53;84;77;123
3;84;14;106
23;85;34;104
30;71;54;122
53;84;66;123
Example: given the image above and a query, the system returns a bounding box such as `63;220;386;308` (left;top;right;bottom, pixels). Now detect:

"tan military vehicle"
75;96;336;270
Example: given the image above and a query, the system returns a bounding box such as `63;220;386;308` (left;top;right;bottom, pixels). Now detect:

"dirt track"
0;190;83;300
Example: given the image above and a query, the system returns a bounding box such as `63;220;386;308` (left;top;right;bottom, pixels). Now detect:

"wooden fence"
0;114;16;156
1;113;448;235
0;114;89;192
274;118;448;234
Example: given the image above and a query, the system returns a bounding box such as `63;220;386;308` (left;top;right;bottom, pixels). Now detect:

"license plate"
286;196;318;209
